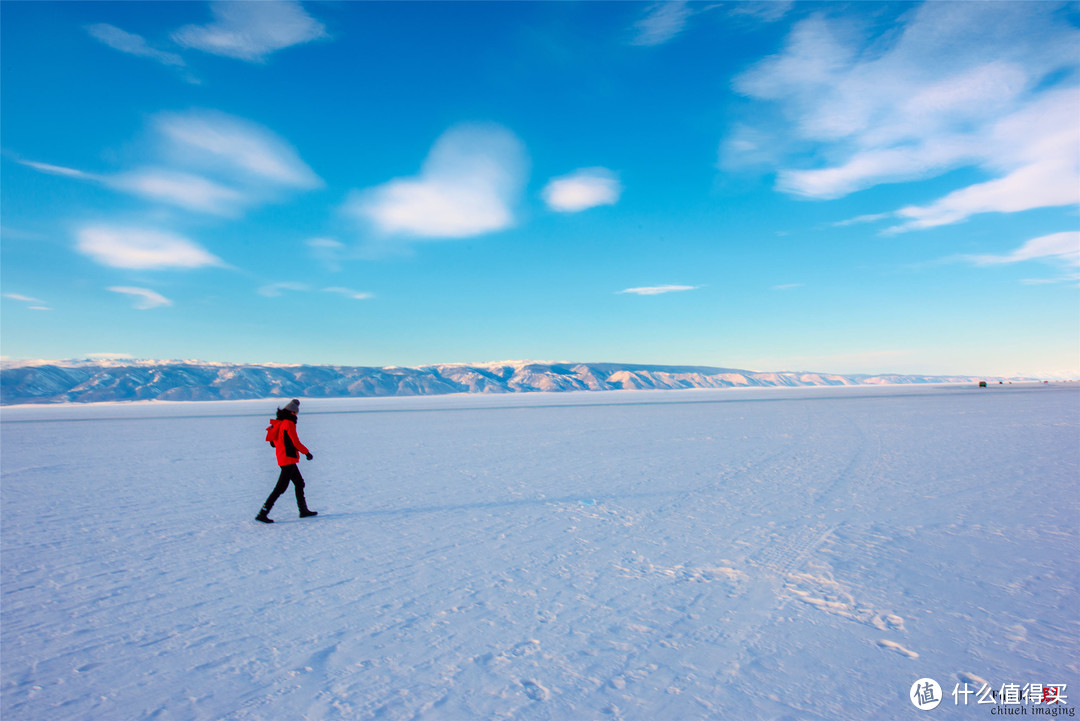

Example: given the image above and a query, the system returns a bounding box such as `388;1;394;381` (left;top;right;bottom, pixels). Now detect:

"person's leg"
257;466;292;521
287;464;317;517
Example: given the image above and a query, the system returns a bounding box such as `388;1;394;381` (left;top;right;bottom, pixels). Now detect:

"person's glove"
305;453;314;461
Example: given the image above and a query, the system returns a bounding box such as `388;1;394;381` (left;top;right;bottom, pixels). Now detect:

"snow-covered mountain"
0;359;1005;405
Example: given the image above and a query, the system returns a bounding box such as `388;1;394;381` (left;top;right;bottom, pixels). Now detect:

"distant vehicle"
979;381;988;388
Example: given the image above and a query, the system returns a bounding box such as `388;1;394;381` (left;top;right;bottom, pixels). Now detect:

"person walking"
256;398;318;523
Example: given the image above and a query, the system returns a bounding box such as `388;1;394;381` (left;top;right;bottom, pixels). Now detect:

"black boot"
255;509;274;523
299;509;318;518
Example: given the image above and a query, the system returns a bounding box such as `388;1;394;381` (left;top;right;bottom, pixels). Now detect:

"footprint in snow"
511;640;541;657
877;639;919;658
958;671;989;687
521;679;550;701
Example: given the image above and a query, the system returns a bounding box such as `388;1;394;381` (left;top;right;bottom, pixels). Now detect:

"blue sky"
2;1;1078;377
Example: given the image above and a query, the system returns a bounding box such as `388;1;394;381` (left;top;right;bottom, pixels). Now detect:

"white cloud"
348;124;528;240
77;226;224;270
729;2;793;23
20;110;319;217
618;285;699;296
108;286;173;310
307;237;347;270
4;293;46;304
730;3;1080;229
543;168;622;213
258;282;373;301
17;160;99;180
888;88;1079;233
258;282;309;298
631;1;693;46
154;110;321;189
258;282;373;300
719;123;790;172
3;293;52;311
172;0;325;62
963;232;1080;268
110;169;247;216
632;2;768;47
87;23;185;66
833;212;892;228
323;287;373;301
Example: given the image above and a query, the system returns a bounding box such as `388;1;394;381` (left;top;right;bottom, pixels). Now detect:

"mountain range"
0;359;1006;405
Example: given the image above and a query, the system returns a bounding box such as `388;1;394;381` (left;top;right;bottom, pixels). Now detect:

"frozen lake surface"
2;384;1078;720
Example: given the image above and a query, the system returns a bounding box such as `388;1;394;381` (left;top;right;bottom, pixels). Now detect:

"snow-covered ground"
2;384;1077;720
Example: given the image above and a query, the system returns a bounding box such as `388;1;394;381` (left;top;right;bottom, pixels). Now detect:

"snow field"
2;385;1078;720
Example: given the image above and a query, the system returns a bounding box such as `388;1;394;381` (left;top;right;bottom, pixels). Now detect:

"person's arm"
288;423;310;457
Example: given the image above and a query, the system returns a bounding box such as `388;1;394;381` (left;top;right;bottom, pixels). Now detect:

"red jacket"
265;414;310;467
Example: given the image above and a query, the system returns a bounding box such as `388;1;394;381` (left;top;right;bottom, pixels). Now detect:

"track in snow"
3;384;1078;720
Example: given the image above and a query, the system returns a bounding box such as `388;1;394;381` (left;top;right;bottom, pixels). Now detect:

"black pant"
262;464;310;514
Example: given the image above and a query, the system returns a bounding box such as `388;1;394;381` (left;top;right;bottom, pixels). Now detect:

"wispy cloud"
86;23;185;67
962;232;1080;268
76;226;224;270
771;283;803;290
110;169;247;217
887;89;1079;233
729;2;793;24
730;3;1080;231
543;168;622;213
20;158;249;218
3;293;51;311
4;293;45;304
17;159;99;180
307;237;346;271
172;1;326;63
323;287;373;301
833;212;892;228
631;1;694;47
108;286;173;310
347;123;528;241
618;285;699;296
632;2;776;48
154;110;321;190
258;282;309;298
19;110;320;218
257;283;373;301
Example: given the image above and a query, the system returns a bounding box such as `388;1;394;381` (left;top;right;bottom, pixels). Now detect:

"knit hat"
283;398;300;414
